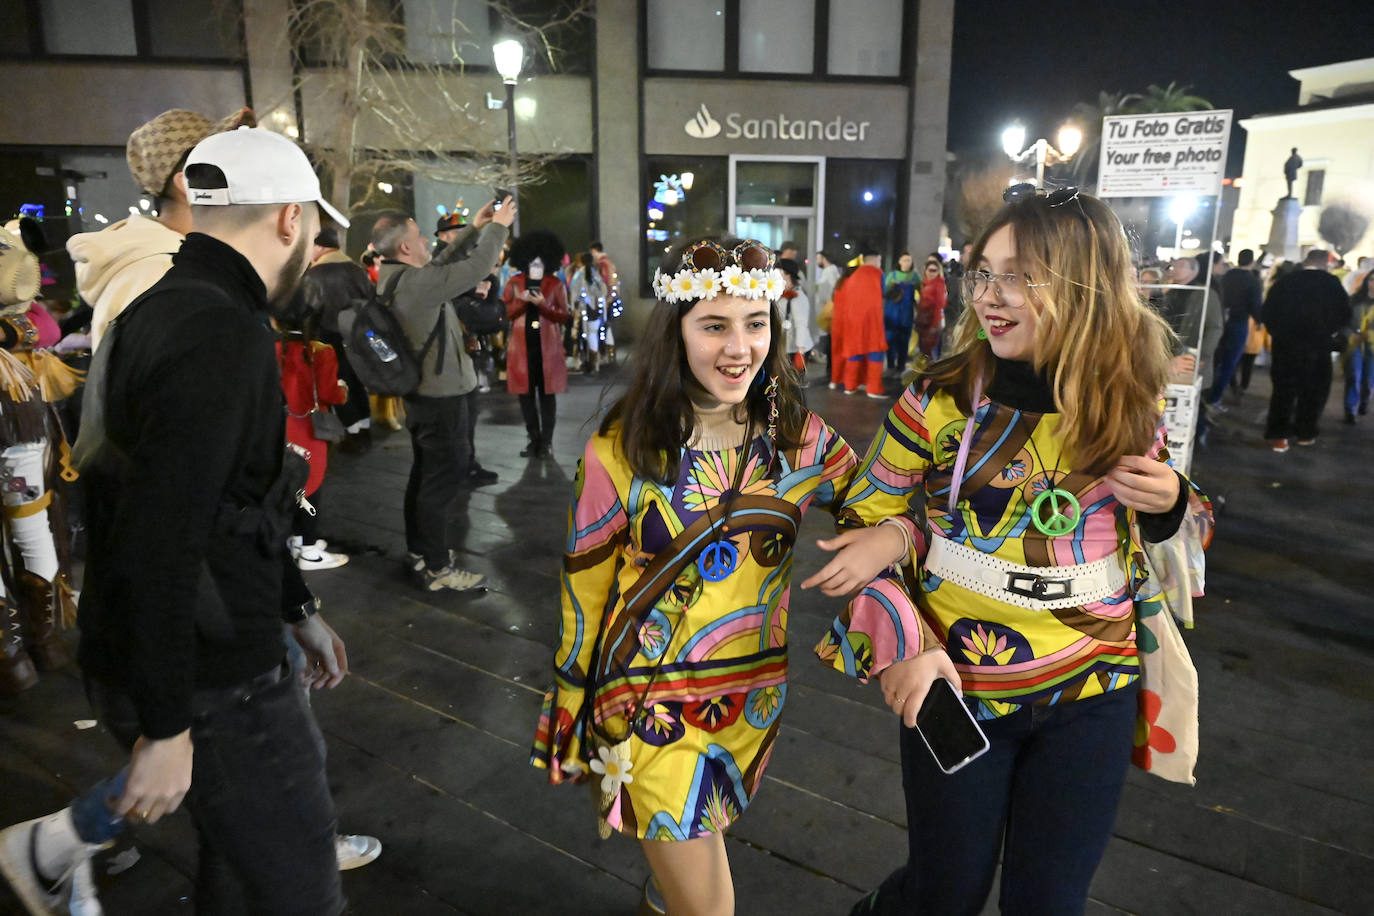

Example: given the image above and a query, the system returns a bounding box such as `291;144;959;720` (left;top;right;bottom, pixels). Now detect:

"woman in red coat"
915;256;947;361
502;231;569;458
277;313;349;570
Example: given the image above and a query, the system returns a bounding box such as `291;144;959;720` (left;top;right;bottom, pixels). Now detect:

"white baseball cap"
183;126;349;228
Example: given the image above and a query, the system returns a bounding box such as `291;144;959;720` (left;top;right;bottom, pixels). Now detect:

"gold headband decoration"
652;239;786;304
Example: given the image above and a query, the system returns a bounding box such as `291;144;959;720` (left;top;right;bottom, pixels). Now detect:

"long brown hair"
925;192;1173;474
599;239;807;483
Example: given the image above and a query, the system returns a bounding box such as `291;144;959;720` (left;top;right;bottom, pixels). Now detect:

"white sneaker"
0;816;105;916
423;565;485;592
334;834;381;871
295;540;348;571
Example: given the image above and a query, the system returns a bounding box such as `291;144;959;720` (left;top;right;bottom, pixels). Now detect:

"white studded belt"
925;536;1126;611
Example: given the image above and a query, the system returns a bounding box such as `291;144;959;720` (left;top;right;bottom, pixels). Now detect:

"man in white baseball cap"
38;126;351;914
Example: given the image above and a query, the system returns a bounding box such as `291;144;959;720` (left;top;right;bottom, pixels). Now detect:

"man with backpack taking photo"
367;196;514;592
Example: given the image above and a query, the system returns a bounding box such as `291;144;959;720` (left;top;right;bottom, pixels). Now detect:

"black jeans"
854;685;1137;916
1265;345;1334;440
403;393;472;569
519;385;557;448
89;667;343;916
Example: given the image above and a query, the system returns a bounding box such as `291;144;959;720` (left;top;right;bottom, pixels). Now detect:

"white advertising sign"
1097;110;1232;198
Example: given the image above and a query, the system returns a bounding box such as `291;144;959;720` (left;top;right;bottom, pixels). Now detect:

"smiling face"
971;224;1040;362
680;294;772;407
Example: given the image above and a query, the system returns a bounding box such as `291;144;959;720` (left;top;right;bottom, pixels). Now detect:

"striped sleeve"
815;384;940;682
531;436;628;781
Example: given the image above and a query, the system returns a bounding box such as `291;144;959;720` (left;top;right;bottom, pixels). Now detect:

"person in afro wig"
501;230;569;457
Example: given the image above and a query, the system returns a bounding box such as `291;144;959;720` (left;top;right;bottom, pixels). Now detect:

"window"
40;0;137;56
827;0;902;77
146;0;242;59
403;0;492;67
739;0;814;74
823;158;900;264
1304;169;1325;207
735;161;814;208
519;158;594;256
647;0;725;72
0;4;36;55
642;155;729;294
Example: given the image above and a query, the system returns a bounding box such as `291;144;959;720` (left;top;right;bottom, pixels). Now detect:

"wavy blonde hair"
928;192;1174;474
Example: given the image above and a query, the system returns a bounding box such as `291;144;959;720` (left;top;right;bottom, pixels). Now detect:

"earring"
976;327;988;340
766;375;779;445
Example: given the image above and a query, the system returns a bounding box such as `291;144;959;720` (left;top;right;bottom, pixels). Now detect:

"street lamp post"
492;38;525;235
1002;122;1082;187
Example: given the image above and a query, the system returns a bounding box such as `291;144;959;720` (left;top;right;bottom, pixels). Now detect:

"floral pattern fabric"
531;413;915;840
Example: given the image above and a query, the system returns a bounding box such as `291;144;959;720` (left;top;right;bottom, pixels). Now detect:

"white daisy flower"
671;270;697;300
762;269;785;300
588;743;635;795
720;265;745;293
652;270;670;300
697;268;722;299
741;269;766;299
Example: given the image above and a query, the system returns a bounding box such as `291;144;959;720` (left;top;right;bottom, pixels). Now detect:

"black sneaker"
468;466;499;484
519;441;539;457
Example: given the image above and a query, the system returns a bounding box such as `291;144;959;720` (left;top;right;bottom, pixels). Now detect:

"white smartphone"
915;676;990;775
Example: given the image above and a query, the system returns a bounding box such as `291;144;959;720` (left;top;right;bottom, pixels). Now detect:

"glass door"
729;156;825;271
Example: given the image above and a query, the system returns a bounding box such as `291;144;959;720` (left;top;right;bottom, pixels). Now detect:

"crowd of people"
0;98;1361;916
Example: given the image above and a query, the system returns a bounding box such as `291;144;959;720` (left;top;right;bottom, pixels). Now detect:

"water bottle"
366;330;399;363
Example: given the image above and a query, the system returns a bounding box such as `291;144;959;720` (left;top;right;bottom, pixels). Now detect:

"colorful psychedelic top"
816;363;1208;720
531;412;917;840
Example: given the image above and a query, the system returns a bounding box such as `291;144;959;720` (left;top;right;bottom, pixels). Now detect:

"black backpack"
344;269;446;397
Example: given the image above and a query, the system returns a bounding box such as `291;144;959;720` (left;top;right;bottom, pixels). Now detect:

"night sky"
946;0;1370;175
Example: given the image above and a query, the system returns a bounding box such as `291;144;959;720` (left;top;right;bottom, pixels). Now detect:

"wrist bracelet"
284;596;321;624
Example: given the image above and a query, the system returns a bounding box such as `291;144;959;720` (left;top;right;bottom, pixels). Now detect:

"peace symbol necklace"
1019;414;1080;538
695;418;753;582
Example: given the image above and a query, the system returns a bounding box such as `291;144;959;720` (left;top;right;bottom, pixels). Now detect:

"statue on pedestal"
1283;148;1303;199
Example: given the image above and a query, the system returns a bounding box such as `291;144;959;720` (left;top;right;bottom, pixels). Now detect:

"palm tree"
1068;90;1141;189
1133;82;1213;114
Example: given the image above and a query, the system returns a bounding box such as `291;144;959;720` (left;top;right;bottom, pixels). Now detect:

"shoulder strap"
378;266;446;374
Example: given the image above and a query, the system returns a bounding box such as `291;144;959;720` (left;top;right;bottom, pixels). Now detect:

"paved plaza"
2;360;1371;915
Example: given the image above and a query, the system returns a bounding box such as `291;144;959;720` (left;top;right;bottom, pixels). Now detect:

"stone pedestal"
1265;197;1303;262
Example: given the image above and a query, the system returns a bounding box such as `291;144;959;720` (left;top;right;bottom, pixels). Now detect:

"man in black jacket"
0;127;351;915
1262;248;1351;451
302;227;374;451
1209;249;1264;407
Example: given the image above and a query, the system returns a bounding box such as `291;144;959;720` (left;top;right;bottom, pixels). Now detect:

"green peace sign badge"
1030;488;1081;537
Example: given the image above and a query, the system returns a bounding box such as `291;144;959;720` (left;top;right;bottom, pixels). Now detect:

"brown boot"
15;570;70;671
0;597;38;695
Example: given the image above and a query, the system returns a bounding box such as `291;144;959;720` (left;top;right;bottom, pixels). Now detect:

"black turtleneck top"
982;357;1188;542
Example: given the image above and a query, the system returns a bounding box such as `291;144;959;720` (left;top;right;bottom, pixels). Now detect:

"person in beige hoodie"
66;107;255;349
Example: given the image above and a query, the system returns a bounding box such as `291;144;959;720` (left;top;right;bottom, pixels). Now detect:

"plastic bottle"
366;330;399;363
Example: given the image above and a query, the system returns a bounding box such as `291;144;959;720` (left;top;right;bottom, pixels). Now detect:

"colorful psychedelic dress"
531;410;915;839
816;361;1212;743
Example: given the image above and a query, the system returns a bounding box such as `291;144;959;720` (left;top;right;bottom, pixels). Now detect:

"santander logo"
684;104;722;139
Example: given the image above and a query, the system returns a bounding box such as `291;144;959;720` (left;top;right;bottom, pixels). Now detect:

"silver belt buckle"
530;319;541;329
1004;571;1073;601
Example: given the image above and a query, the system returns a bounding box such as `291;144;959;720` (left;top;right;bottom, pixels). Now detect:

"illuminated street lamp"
1169;195;1198;257
493;38;525;233
1002;121;1082;187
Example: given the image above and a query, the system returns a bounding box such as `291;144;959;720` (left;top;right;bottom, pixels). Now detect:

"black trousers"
519;385;557;447
89;668;343;916
1265;345;1334;440
403;393;471;569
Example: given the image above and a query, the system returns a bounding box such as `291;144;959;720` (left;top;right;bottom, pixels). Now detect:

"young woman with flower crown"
531;239;925;915
803;187;1213;914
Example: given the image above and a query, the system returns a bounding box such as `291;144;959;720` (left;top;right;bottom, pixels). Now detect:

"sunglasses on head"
681;239;774;273
1003;183;1082;208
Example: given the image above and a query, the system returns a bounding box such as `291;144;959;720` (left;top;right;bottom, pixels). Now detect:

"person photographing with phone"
501;230;569;458
805;185;1213;915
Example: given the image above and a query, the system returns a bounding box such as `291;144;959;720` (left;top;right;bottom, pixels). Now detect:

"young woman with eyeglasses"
531;239;921;915
804;186;1213;914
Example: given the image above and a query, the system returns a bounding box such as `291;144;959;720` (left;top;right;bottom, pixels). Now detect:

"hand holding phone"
915;676;989;775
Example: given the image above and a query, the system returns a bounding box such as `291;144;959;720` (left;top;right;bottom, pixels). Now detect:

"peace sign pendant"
697;540;739;581
1030;488;1081;537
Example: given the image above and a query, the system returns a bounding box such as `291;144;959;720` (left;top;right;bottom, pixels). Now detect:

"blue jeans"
852;684;1138;916
1345;343;1372;414
88;666;343;916
1207;320;1250;404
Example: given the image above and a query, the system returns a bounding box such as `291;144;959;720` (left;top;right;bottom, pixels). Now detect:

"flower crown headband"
652;239;787;304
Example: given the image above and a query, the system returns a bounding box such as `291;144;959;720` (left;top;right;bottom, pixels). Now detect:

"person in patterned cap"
66;106;256;349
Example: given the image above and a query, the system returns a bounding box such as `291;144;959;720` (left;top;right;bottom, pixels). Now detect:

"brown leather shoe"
15;571;70;671
0;598;38;695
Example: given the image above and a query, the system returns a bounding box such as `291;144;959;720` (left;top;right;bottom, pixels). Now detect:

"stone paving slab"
4;361;1373;915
